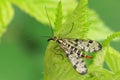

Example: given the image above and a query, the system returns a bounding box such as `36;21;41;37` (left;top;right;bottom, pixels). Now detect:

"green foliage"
0;0;77;38
103;32;120;46
105;47;120;73
10;0;77;25
0;0;120;80
44;0;120;80
54;1;63;33
86;10;113;40
0;0;14;37
58;0;89;38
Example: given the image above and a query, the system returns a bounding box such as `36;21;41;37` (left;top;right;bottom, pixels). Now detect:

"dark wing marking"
57;39;87;74
70;39;102;52
67;51;87;75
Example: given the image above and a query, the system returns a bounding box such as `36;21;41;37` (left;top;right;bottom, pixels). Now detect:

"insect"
45;7;102;75
48;37;102;74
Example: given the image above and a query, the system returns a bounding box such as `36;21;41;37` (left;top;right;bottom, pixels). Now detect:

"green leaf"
44;0;89;80
54;1;63;33
92;32;120;68
44;0;119;80
87;66;114;80
105;47;120;73
58;0;89;38
91;32;120;79
92;48;106;67
103;32;120;47
0;0;14;37
90;47;120;79
93;29;120;69
86;9;114;40
93;32;120;67
10;0;77;26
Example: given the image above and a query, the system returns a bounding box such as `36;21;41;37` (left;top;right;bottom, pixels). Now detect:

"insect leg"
54;45;64;60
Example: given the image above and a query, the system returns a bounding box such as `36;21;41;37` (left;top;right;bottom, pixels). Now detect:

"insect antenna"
63;22;74;36
39;7;54;41
45;6;54;37
68;22;74;34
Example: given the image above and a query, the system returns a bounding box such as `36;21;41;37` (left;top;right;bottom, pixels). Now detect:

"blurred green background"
0;0;120;80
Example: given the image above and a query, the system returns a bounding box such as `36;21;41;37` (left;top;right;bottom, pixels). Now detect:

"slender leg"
54;45;64;60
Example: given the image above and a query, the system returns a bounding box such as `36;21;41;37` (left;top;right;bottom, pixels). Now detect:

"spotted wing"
67;51;87;74
69;39;102;53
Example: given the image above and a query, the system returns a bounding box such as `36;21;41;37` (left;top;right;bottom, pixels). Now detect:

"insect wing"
69;39;102;53
68;52;87;74
57;39;87;74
